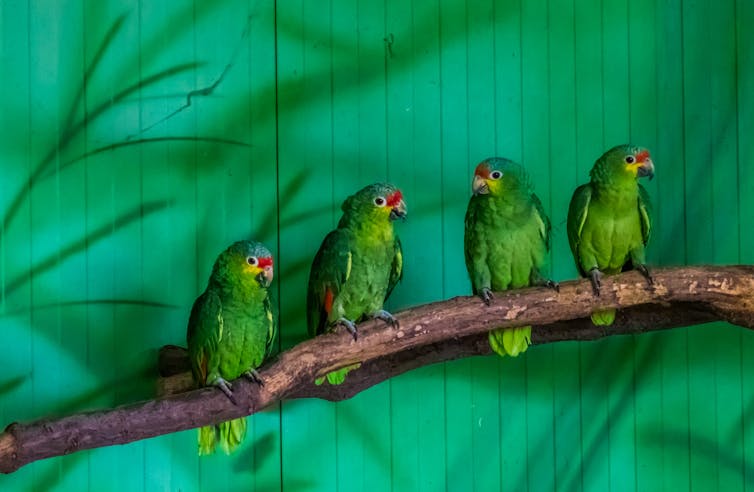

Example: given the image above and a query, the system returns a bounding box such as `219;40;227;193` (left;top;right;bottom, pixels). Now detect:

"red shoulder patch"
199;352;208;384
324;288;334;314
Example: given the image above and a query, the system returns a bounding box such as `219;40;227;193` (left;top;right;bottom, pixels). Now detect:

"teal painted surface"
0;0;753;490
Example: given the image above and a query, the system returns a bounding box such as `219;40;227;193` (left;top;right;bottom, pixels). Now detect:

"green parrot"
186;240;275;455
306;183;406;384
567;144;654;325
464;157;558;357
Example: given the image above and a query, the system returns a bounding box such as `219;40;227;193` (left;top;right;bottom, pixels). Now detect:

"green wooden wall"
1;0;752;490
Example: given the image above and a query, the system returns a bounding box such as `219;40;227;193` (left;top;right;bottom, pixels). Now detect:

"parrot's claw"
588;268;603;297
372;309;399;329
243;369;264;387
480;288;494;306
335;318;359;341
212;377;237;405
532;272;559;293
636;264;654;286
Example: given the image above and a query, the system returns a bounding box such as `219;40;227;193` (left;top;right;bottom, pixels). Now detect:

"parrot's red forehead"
257;257;273;268
474;162;490;178
635;150;650;162
386;190;403;207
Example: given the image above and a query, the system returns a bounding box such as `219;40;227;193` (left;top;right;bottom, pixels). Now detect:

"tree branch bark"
2;266;753;473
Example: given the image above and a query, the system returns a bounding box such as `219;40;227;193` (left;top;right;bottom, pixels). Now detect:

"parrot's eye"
373;196;387;207
625;155;635;164
246;256;258;266
490;170;503;180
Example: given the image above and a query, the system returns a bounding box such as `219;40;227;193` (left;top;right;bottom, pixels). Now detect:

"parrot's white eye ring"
490;170;503;180
374;196;387;207
247;256;259;266
624;155;636;164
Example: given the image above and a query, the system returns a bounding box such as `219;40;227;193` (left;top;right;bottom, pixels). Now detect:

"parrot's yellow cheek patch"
486;180;503;195
244;264;263;276
625;163;641;176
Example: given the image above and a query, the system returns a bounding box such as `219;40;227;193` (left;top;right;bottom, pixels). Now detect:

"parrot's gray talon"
636;264;653;286
545;279;560;293
335;318;358;341
372;309;399;328
243;369;264;386
480;288;493;305
588;268;603;297
213;377;237;405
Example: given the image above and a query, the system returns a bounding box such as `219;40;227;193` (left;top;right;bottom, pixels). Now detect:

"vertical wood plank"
276;1;339;490
682;0;724;489
336;0;394;490
629;3;663;485
519;1;555;490
438;0;475;485
383;2;419;491
626;0;662;489
736;0;754;485
706;1;745;490
546;0;581;490
572;1;607;490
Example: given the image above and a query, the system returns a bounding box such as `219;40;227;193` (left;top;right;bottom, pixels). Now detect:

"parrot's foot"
210;377;237;405
371;309;399;329
532;272;560;293
544;279;560;293
243;369;264;387
588;268;603;296
636;264;654;286
479;288;494;305
334;318;359;341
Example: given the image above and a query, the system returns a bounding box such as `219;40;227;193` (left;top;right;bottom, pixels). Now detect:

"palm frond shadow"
53;137;251;179
3;61;201;231
1;300;177;319
4;201;171;299
60;12;128;132
29;454;85;492
659;429;750;478
55;364;157;416
0;375;28;398
572;335;661;491
233;431;277;474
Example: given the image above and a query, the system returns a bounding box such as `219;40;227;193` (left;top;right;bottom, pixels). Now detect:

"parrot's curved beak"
472;174;489;195
389;199;407;221
637;158;655;180
256;265;274;287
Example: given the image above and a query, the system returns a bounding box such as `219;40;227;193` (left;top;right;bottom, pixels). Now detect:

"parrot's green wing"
306;229;352;337
385;236;403;301
463;196;479;287
531;192;551;251
186;290;223;385
263;293;276;357
566;184;592;277
638;183;652;245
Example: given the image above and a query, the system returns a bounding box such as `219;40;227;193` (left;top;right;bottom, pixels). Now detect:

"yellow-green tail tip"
315;363;362;386
488;326;531;358
198;426;216;456
197;417;247;456
591;309;616;326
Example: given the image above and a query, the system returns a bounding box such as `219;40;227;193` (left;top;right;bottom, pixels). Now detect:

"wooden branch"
1;266;753;473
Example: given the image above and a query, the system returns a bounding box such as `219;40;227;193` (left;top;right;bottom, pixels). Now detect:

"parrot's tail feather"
218;418;247;455
488;326;531;358
591;309;616;326
197;418;247;456
315;363;362;386
198;425;217;456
